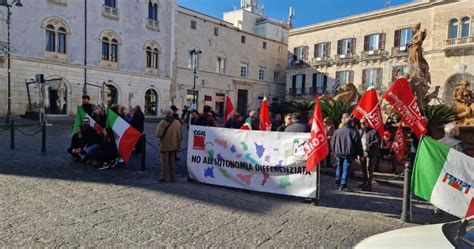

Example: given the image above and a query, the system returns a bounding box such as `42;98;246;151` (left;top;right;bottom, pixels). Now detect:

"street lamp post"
190;49;201;111
1;0;23;124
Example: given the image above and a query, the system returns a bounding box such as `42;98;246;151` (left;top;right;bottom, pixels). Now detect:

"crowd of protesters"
67;95;145;169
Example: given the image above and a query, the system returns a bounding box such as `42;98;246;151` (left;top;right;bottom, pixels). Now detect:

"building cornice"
289;1;449;36
177;6;288;46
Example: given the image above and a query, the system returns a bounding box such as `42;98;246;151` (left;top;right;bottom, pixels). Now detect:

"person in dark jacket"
181;106;189;121
284;112;309;132
92;106;106;128
438;123;467;154
97;128;119;169
68;127;86;161
82;118;102;164
81;95;94;116
271;114;284;131
225;113;243;129
131;105;145;152
190;110;199;125
331;117;363;191
171;105;182;124
358;118;380;191
276;113;292;132
196;105;217;127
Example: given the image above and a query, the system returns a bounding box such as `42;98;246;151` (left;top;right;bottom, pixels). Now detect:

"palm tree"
289;99;315;121
320;100;356;128
421;104;460;128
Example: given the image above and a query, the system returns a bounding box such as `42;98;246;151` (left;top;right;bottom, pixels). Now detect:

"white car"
355;218;474;249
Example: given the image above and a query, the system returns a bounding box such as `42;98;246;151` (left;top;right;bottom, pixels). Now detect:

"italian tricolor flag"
106;108;141;164
72;106;102;136
412;136;474;218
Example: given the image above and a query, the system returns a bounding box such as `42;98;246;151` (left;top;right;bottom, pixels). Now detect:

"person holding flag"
358;117;380;191
304;96;329;172
224;96;235;127
352;83;384;138
259;97;271;131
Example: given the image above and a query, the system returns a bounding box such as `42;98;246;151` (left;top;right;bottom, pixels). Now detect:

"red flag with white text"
391;125;406;164
383;78;427;138
259;97;271;131
352;85;385;138
304;96;328;172
224;96;235;124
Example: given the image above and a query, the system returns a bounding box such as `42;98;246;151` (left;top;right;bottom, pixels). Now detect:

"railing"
445;37;474;46
309;87;325;95
361;50;386;60
147;19;160;29
311;56;332;66
391;46;408;57
288;88;305;96
334;53;358;64
102;5;119;19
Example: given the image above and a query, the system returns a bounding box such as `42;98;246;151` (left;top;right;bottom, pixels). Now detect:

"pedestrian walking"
331;117;363;192
358;118;380;191
155;109;182;183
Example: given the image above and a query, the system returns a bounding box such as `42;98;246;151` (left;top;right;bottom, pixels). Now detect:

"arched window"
449;19;459;39
144;41;160;71
105;84;118;107
102;37;110;60
105;0;116;8
144;89;158;116
42;17;70;55
461;17;471;38
100;31;121;64
46;25;56;52
58;27;67;53
45;78;68;115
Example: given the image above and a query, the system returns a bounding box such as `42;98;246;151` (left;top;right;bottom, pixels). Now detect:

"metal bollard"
10;120;15;150
41;122;46;152
140;134;146;171
401;162;412;223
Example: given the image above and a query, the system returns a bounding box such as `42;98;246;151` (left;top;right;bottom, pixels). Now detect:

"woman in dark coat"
97;128;119;169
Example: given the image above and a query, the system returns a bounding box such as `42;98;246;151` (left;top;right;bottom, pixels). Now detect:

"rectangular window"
314;42;330;59
258;66;266;81
338;38;353;55
295;74;304;95
146;51;152;67
58;33;66;53
241;36;246;44
335;71;353;87
263;41;267;49
101;42;109;60
362;68;383;88
395;28;412;50
152;52;159;69
214;27;219;36
190;20;197;30
189;52;199;69
217;57;225;74
46;31;56;52
240;63;248;78
369;34;380;51
313;73;327;94
294;46;305;61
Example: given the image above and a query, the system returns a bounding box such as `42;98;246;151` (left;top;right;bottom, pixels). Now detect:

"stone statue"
454;80;474;125
321;83;359;104
408;23;431;107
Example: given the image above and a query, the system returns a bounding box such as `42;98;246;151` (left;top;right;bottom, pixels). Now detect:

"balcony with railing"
444;37;474;56
147;19;160;31
288;88;305;96
311;56;332;67
361;49;387;61
309;87;325;95
334;53;358;64
288;59;309;69
391;46;409;58
102;5;119;20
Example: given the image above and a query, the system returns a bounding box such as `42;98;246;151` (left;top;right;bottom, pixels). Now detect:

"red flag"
304;96;329;172
352;85;385;138
259;97;271;131
224;96;235;124
383;78;427;138
240;118;252;130
391;125;406;164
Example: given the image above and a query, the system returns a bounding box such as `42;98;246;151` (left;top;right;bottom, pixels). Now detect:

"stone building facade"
286;0;474;105
0;0;176;117
174;3;288;117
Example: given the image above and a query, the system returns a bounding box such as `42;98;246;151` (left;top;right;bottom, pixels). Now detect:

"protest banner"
187;125;316;198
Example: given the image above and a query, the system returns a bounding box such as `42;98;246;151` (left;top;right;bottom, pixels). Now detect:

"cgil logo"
193;130;206;150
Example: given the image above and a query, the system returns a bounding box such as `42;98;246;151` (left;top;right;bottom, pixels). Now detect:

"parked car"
355;218;474;249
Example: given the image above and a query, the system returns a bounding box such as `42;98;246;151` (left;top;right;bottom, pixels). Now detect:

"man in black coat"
331;117;363;191
358;118;380;191
284;112;309;133
81;95;95;116
131;105;145;152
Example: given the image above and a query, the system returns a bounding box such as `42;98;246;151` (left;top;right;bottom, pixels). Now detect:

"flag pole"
313;163;320;206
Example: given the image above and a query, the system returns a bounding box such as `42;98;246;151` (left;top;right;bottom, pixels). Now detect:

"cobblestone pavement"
0;121;456;247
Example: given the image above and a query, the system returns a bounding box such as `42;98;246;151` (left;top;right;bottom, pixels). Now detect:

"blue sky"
179;0;415;28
